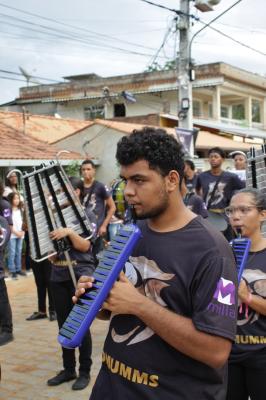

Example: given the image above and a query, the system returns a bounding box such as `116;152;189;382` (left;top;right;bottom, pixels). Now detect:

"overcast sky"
0;0;265;104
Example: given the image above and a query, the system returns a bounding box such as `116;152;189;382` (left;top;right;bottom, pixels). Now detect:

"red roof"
0;120;82;160
0;111;92;144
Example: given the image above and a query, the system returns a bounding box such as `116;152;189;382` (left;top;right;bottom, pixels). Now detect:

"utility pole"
178;0;193;132
177;0;222;156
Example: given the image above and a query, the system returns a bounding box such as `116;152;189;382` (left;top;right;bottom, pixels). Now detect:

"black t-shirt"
0;216;11;278
0;198;13;225
83;181;111;231
196;171;244;210
90;217;237;400
50;208;97;282
184;192;208;218
229;248;266;368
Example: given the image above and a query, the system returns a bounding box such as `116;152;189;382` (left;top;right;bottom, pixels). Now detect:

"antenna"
19;66;40;86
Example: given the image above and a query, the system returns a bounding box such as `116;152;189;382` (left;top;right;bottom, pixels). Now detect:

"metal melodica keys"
58;223;141;349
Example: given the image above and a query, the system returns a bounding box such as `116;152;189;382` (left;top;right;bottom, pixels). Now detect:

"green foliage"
64;161;80;177
145;59;177;73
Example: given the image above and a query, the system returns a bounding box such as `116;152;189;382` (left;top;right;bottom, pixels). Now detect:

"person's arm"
11;226;24;238
98;196;116;236
50;228;90;252
195;175;203;197
238;280;266;315
74;273;232;369
232;173;245;190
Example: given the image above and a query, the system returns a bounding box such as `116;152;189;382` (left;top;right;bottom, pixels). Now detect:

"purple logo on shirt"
3;209;11;218
206;277;236;320
213;277;235;306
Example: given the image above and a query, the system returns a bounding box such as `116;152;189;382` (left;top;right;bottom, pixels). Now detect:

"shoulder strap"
206;172;224;210
184;191;194;206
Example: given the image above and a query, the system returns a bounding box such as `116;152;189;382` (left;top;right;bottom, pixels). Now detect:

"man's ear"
166;170;180;192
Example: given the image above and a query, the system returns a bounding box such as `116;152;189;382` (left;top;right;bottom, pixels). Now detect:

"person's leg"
33;260;47;314
26;259;47;320
43;260;55;318
246;366;266;400
0;278;13;345
24;232;31;271
7;239;16;274
226;363;248;400
50;280;76;373
79;330;92;375
15;238;23;273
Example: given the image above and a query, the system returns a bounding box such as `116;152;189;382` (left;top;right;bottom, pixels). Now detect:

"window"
114;103;126;117
221;105;229;118
193;100;201;117
252;100;261;123
84;105;104;120
232;104;245;120
208;103;213;118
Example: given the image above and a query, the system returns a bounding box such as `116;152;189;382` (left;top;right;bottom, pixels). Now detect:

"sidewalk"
0;273;109;400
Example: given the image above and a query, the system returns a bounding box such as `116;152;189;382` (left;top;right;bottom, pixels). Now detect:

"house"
51;119;257;184
0;117;84;182
0;110;92;144
2;62;266;142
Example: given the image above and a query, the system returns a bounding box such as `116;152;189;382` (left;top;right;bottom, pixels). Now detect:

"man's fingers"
78;275;95;283
119;271;128;282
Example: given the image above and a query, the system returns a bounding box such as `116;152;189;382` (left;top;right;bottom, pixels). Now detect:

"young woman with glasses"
226;188;266;400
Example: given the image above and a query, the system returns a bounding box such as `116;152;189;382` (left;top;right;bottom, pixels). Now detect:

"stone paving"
0;273;109;400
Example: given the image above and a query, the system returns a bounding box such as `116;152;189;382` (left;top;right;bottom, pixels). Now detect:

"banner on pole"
175;127;195;156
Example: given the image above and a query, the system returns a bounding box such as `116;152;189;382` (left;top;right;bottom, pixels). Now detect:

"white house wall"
54;124;121;185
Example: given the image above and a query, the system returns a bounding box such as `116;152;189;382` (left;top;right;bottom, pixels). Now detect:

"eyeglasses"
225;206;258;217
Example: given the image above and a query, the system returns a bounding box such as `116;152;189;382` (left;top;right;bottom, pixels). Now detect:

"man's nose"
124;181;135;197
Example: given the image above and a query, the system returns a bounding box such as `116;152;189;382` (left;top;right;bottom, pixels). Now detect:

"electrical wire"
0;68;60;83
0;15;161;59
0;2;157;51
197;20;266;58
146;17;176;69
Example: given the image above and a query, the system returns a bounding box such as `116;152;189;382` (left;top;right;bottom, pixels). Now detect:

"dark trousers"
31;259;55;314
0;278;13;333
50;280;92;374
227;363;266;400
24;232;31;271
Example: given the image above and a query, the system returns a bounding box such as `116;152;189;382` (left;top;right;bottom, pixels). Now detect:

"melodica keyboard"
230;237;251;283
58;223;141;349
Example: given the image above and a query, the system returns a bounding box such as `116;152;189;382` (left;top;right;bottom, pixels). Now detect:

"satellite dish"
19;66;40;86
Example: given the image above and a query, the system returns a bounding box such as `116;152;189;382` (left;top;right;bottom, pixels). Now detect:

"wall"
54;124;122;185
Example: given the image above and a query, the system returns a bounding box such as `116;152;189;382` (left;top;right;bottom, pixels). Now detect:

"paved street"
0;273;109;400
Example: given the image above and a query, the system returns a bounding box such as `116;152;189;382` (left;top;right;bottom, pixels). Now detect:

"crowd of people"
1;127;266;400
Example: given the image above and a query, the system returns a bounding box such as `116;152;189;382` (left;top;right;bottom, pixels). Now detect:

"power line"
138;0;180;14
197;21;266;57
0;68;60;83
0;75;31;83
146;17;177;69
0;14;160;59
0;2;156;52
189;0;266;61
138;0;199;20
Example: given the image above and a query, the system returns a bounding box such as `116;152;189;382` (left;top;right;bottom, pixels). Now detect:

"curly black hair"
116;127;185;180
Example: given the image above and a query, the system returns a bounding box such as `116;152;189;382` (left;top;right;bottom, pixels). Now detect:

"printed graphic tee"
229;248;266;367
84;181;111;230
90;217;238;400
196;171;244;210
